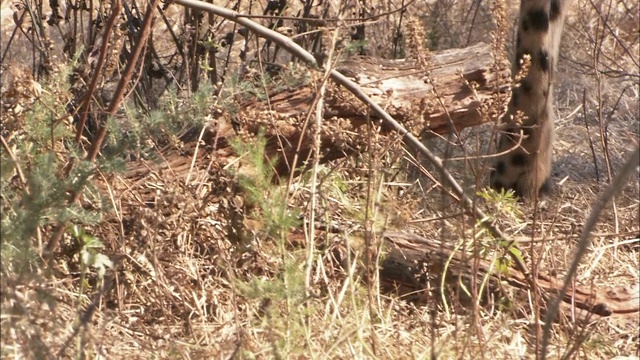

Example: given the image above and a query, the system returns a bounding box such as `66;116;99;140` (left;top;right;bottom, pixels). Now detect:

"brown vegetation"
1;0;638;358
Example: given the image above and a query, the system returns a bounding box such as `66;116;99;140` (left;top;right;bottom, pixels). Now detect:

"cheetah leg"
490;0;572;198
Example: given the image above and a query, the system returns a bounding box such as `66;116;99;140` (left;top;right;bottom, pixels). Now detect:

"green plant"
230;132;300;242
230;131;309;357
1;57;218;357
477;187;523;220
68;225;112;356
1;65;101;269
71;225;112;291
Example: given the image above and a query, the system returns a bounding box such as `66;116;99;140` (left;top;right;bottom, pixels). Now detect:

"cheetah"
490;0;572;198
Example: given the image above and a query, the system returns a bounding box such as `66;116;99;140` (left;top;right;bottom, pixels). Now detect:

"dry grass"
1;0;638;358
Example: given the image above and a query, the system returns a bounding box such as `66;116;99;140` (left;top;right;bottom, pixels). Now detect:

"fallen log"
380;231;640;318
207;42;509;175
240;41;509;132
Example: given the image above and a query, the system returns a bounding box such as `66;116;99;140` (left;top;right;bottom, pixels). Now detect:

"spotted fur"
490;0;572;198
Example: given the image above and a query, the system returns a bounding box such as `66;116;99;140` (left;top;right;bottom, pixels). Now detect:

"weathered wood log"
240;42;508;133
380;231;640;318
223;42;509;175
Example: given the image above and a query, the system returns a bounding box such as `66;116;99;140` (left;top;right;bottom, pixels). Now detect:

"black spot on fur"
526;8;549;32
538;49;550;72
496;161;506;175
550;0;561;21
511;91;519;107
492;173;553;199
511;153;528;166
539;177;553;195
520;80;532;94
